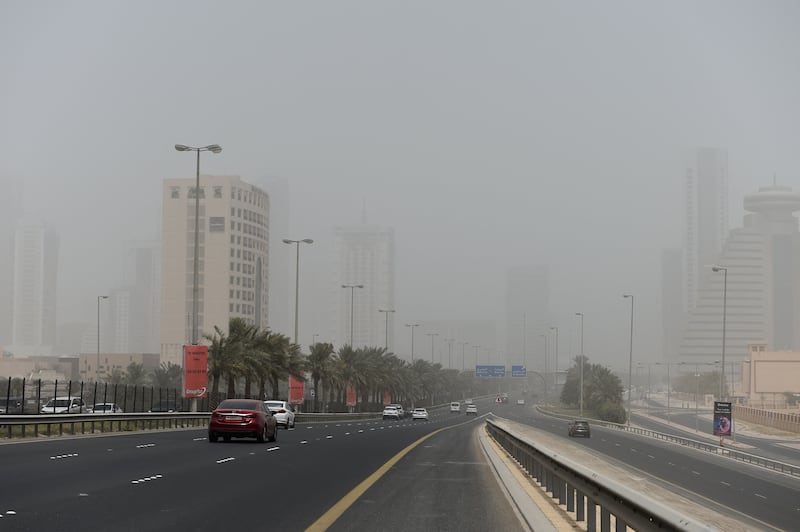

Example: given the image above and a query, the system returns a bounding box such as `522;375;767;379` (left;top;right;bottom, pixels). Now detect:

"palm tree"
151;362;182;390
307;342;335;411
125;362;147;386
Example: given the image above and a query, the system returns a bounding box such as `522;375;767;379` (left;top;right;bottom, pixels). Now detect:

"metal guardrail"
539;407;800;479
0;412;209;439
486;419;712;532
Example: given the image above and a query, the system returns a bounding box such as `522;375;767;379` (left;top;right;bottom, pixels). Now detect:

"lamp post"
575;313;584;417
522;313;527;370
540;334;548;404
623;294;634;426
711;265;728;400
473;345;480;367
549;326;559;390
445;338;455;369
406;323;419;361
426;332;439;363
312;334;319;345
174;143;222;345
283;238;313;344
341;284;364;346
378;309;395;350
96;295;108;381
460;341;469;372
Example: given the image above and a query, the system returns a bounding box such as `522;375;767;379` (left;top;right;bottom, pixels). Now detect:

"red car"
209;399;278;443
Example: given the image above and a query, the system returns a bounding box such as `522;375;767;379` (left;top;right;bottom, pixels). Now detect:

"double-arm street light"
378;309;395;350
711;265;728;400
405;323;420;361
283;238;313;344
623;294;635;426
96;295;108;381
575;312;585;417
342;284;364;346
174;143;222;345
426;332;439;363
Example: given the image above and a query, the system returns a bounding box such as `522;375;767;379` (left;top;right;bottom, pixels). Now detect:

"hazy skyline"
3;1;800;370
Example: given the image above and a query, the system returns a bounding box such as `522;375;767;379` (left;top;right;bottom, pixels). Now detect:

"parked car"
465;404;478;416
41;396;87;414
90;403;123;414
208;399;277;443
568;420;591;438
264;400;296;429
411;408;429;421
450;401;461;413
382;406;401;420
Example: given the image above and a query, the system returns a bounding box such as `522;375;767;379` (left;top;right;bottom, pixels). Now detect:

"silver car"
264;400;296;429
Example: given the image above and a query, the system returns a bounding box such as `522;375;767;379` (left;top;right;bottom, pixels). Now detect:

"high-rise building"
160;176;270;366
260;178;291;336
505;266;549;370
10;220;59;355
684;148;728;312
660;248;683;360
0;178;23;348
108;243;161;354
678;185;800;366
333;223;394;349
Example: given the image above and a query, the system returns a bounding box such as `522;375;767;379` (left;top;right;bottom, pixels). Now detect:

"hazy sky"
3;1;800;369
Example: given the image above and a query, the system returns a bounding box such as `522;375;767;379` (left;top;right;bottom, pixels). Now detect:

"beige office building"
160;175;270;366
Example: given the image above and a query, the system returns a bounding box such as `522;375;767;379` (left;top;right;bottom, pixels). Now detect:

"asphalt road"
0;400;517;532
497;404;800;531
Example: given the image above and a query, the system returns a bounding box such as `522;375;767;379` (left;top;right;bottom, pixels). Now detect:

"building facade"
160;176;270;366
0;178;23;349
333;224;394;350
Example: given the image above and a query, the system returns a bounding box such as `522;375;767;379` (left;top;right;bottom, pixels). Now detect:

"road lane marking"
647;454;655;459
755;493;767;499
691;470;700;475
326;435;333;439
267;446;280;452
131;474;164;484
50;453;79;460
721;481;731;486
216;457;235;464
136;444;156;448
300;440;308;444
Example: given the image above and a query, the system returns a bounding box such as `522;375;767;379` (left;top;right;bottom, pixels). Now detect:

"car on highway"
264;400;296;428
41;396;87;414
568;420;591;438
411;408;429;420
382;405;401;420
387;403;406;418
89;403;123;414
450;401;461;413
209;399;277;443
465;404;478;416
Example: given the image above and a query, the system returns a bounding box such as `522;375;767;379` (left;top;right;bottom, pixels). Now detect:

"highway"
0;400;520;532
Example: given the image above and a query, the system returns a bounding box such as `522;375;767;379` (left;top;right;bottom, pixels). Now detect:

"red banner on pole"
289;373;305;405
183;345;208;398
383;391;391;405
346;385;357;407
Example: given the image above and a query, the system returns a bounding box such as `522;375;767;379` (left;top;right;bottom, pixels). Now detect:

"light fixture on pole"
575;312;584;417
405;323;419;361
378;309;395;350
623;294;634;426
174;143;222;345
96;295;108;381
549;326;559;390
460;341;469;372
540;334;548;404
426;332;439;363
342;284;364;346
283;238;313;344
711;265;728;400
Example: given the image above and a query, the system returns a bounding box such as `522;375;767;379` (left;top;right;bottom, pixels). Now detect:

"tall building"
260;178;292;337
677;185;800;366
684;148;728;312
108;243;161;354
0;178;23;348
660;248;683;360
505;266;549;370
10;220;59;355
160;176;270;366
333;223;394;349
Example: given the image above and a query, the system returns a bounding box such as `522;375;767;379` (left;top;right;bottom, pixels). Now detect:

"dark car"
209;399;277;443
568;420;591;438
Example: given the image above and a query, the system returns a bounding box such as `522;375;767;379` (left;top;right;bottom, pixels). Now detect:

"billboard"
346;385;357;407
475;365;506;378
288;373;305;405
183;345;208;398
713;401;732;436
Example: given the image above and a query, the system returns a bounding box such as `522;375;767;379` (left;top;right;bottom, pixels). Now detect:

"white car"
41;396;87;414
264;400;296;428
90;403;123;414
465;404;478;416
382;406;401;420
412;408;429;420
450;402;461;413
387;404;405;418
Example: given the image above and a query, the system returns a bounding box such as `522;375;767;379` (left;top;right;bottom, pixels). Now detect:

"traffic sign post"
511;365;527;378
475;365;506;378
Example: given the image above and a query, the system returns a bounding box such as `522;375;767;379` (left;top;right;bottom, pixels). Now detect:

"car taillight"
278;409;286;413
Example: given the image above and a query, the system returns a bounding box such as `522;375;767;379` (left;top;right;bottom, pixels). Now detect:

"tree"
151;362;182;389
307;342;335;411
125;362;147;386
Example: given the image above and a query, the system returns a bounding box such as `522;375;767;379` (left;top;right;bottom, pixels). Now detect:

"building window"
214;186;223;198
171;187;180;199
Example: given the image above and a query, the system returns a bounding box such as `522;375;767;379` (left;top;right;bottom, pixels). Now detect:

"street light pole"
460;341;468;372
712;265;728;400
623;294;634;426
405;323;419;361
575;313;584;417
174;143;222;345
378;309;395;350
283;238;313;344
473;345;480;368
96;295;108;381
445;338;455;369
540;334;548;404
426;332;439;363
342;284;364;346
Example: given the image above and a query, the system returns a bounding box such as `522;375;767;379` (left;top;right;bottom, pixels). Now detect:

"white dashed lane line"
136;443;156;448
131;474;164;484
755;493;767;500
267;446;280;452
216;457;236;464
0;511;18;518
50;453;79;460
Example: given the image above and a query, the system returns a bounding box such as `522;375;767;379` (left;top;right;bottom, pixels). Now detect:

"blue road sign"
475;365;506;378
511;365;527;378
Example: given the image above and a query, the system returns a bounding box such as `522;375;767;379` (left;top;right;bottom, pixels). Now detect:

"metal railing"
487;419;712;531
0;412;209;438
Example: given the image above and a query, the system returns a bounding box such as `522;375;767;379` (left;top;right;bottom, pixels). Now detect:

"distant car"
209;399;277;443
450;402;461;413
0;397;25;415
90;403;123;414
41;396;86;414
516;399;525;405
465;404;478;416
382;406;401;420
264;400;296;429
568;420;591;438
387;404;406;418
411;408;429;420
